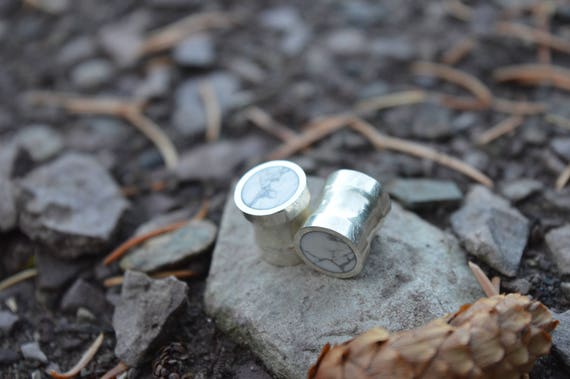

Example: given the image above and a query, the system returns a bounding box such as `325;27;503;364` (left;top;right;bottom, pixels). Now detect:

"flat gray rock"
259;6;309;55
387;178;462;209
113;271;189;366
451;185;529;276
173;34;215;67
175;137;269;182
15;125;63;163
120;219;217;272
325;29;366;55
35;250;90;290
411;103;453;139
0;140;19;178
98;10;149;67
0;179;16;232
0;349;19;365
70;58;115;89
545;224;570;276
205;179;483;379
499;178;543;202
57;36;96;67
551;138;570;162
172;72;240;136
134;209;193;236
60;278;111;318
0;311;19;334
553;311;570;368
18;153;129;259
20;342;48;363
370;37;415;61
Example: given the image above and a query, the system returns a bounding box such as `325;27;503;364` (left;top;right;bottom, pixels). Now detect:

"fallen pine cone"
152;342;192;379
308;293;558;379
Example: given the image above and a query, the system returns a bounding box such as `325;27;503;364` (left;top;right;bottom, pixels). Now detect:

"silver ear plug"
234;160;310;266
294;169;391;278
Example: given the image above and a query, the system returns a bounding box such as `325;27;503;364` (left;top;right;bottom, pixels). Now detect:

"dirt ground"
1;0;570;378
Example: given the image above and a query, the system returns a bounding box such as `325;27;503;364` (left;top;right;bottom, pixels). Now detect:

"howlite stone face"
299;231;356;273
241;165;299;211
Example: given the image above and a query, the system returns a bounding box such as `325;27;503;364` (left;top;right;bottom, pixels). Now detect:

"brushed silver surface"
295;169;391;278
234;160;310;266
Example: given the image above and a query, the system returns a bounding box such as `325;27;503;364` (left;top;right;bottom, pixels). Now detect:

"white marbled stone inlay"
241;166;300;211
299;231;357;273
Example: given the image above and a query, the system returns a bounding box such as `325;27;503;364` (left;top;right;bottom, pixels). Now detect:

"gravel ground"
1;0;569;378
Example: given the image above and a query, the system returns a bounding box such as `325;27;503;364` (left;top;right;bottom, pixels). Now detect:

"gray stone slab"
387;178;462;209
553;311;570;368
20;342;48;363
113;271;189;366
451;185;529;277
172;72;240;136
499;178;543;202
545;224;570;276
174;137;270;182
0;179;17;232
15;125;63;163
173;34;215;67
205;178;483;379
120;219;217;273
60;278;111;318
0;311;19;334
18;153;129;259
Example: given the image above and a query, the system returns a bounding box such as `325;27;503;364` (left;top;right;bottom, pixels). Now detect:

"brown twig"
0;269;38;292
494;64;570;92
140;12;234;55
556;164;570;190
27;91;179;169
349;118;494;187
268;115;352;160
354;90;428;115
121;180;170;197
476;115;525;145
268;111;493;187
100;361;129;379
49;333;104;379
497;22;570;56
412;62;493;108
500;2;540;18
103;269;198;287
493;98;547;115
534;3;553;63
441;37;476;65
199;80;222;142
444;0;473;22
244;106;299;142
122;107;179;169
468;262;499;297
103;200;209;266
103;220;187;266
497;20;567;58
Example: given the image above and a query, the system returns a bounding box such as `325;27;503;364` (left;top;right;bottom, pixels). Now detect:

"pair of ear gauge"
234;160;391;279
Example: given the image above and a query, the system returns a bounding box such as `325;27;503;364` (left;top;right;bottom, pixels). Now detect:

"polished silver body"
234;160;310;266
294;169;391;278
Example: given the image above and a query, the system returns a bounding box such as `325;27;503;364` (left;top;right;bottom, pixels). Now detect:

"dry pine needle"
49;333;104;379
494;64;570;92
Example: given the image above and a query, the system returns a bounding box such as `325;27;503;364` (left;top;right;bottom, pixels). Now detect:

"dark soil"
1;0;570;378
